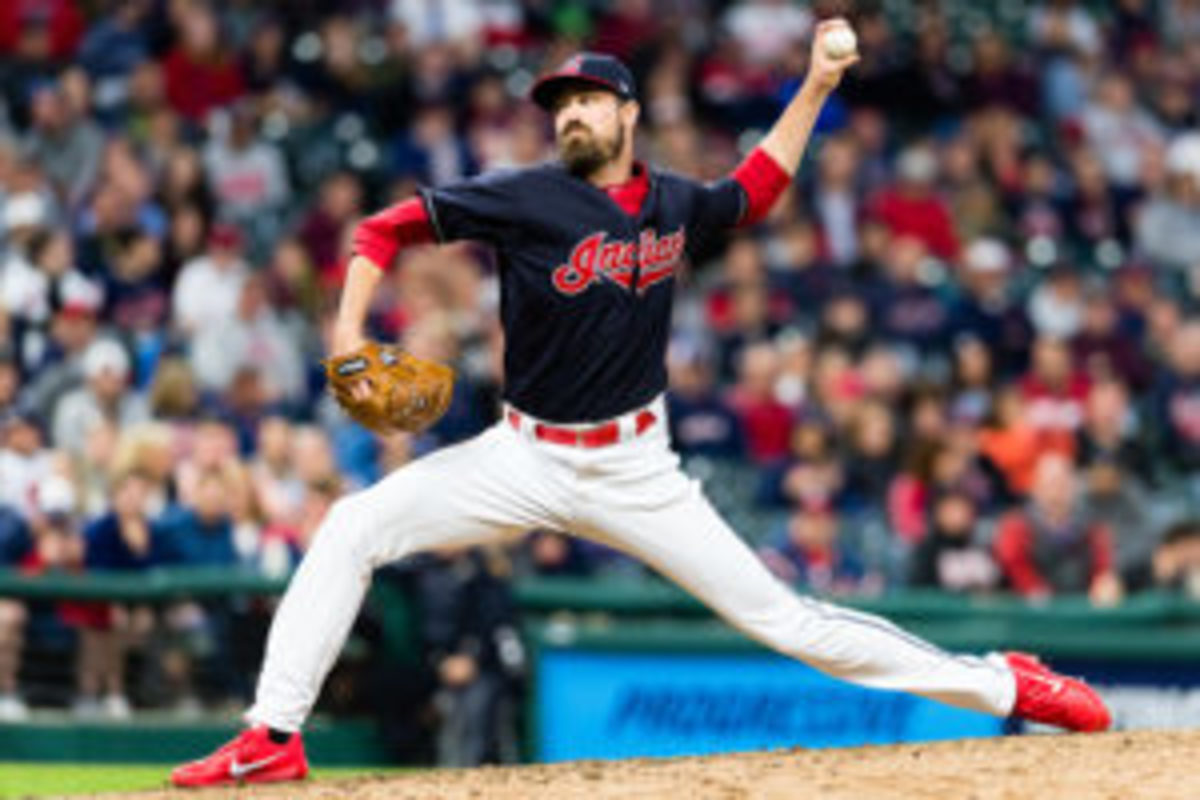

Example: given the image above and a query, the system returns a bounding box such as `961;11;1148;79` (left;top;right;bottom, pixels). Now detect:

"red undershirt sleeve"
731;147;791;227
350;197;436;270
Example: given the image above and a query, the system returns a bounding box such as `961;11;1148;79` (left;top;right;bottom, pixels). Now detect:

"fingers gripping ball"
324;341;455;434
823;26;858;60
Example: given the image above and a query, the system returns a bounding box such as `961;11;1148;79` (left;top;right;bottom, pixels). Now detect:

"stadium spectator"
161;3;244;124
0;407;53;520
201;102;289;231
414;547;524;766
170;223;249;336
519;530;597;578
76;468;168;719
1081;71;1164;194
868;143;960;262
297;172;363;281
759;501;877;596
52;338;147;451
1152;319;1200;478
665;341;745;460
1075;379;1154;484
808;133;861;267
1082;455;1156;574
875;234;948;354
1123;519;1200;597
189;274;305;406
1136;133;1200;275
726;341;792;464
948;237;1031;376
908;491;999;593
22;79;105;208
993;453;1122;604
167;467;237;567
0;505;30;721
1073;289;1154;390
1019;335;1090;457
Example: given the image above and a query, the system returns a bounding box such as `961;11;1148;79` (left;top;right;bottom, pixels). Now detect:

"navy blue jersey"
419;163;748;422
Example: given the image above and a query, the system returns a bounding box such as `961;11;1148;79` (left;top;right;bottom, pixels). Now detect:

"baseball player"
172;20;1110;788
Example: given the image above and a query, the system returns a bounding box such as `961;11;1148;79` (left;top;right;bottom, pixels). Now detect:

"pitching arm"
755;18;859;177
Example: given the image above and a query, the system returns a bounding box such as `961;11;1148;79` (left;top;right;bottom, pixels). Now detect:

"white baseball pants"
247;397;1015;732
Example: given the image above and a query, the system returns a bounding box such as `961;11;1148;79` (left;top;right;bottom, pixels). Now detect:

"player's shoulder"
445;161;568;196
648;165;705;191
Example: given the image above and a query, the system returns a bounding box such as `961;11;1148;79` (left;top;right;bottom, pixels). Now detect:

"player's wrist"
331;325;366;356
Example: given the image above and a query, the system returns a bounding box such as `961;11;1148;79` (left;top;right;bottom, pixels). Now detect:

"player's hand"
806;18;860;96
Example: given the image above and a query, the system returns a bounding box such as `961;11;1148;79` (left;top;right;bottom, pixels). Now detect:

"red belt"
507;407;657;448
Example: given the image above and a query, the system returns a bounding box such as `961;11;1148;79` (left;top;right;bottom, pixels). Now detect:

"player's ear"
620;99;640;128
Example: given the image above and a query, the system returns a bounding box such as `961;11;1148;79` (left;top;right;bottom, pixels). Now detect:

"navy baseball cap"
530;53;637;110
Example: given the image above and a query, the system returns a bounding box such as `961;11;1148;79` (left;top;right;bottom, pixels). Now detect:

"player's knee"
733;594;809;647
315;493;375;557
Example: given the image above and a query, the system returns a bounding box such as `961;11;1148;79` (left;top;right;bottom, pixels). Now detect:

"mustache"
562;122;592;136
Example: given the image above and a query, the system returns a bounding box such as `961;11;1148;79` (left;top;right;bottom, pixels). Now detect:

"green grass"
0;763;408;797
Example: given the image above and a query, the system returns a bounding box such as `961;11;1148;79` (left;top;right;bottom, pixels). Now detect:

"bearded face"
559;122;625;176
553;88;630;177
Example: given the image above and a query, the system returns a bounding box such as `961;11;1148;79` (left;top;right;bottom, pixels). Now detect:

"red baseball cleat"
171;726;309;787
1005;652;1111;733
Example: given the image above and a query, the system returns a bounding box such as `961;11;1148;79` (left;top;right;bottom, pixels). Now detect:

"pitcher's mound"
146;729;1198;799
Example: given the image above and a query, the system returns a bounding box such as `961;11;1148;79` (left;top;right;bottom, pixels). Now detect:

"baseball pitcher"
172;19;1109;788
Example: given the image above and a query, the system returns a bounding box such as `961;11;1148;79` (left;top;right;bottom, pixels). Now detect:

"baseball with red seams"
823;27;857;59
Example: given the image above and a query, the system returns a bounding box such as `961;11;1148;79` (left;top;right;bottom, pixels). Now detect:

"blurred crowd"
0;0;1199;761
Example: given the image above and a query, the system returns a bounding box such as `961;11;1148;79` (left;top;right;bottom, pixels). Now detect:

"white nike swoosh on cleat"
229;752;286;779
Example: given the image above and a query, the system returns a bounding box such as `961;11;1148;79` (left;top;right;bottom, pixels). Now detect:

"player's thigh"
330;424;566;565
578;476;796;624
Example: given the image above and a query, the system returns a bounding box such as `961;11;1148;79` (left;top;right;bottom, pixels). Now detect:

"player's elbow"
351;215;399;270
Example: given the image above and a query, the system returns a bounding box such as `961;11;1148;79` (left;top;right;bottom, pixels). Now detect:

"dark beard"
559;124;624;178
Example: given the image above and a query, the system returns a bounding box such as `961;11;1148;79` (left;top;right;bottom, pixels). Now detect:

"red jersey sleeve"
731;147;791;227
351;197;437;270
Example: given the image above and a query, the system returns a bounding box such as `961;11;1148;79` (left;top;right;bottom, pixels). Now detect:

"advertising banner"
535;649;1005;761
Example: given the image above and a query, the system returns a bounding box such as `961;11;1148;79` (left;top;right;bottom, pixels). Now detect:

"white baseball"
823;27;857;59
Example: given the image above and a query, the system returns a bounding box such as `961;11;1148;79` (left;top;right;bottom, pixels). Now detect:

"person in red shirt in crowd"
993;453;1122;605
297;172;364;282
0;0;84;61
1019;335;1090;458
162;3;244;124
867;143;960;262
725;341;793;464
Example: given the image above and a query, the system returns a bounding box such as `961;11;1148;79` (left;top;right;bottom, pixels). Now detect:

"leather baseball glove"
324;341;454;434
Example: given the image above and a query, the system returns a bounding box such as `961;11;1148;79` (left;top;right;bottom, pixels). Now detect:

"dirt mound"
134;729;1198;799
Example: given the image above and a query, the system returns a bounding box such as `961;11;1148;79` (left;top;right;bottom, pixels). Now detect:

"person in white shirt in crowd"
0;408;53;521
0;192;50;322
52;338;148;452
1137;132;1200;278
723;0;813;66
188;274;306;406
390;0;484;48
1080;72;1164;193
201;103;289;228
20;276;105;418
170;223;249;337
